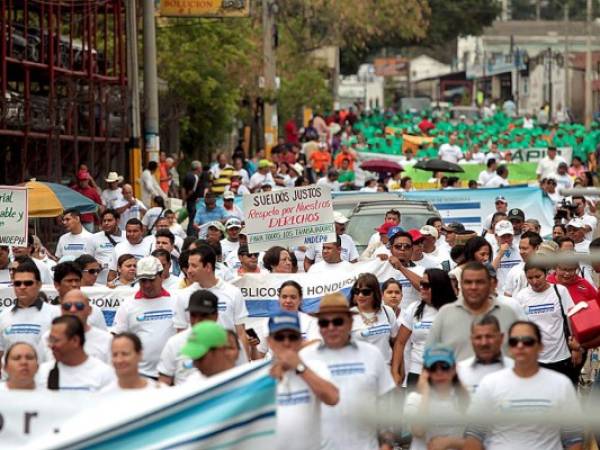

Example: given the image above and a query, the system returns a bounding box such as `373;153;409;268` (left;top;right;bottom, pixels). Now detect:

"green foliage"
277;66;333;124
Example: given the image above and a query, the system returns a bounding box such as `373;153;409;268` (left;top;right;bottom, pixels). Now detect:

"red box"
569;301;600;343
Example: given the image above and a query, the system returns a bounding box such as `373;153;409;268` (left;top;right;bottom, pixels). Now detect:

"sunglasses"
353;288;373;296
83;269;101;275
13;280;35;287
419;281;431;290
62;302;86;311
428;362;452;372
240;253;259;258
508;336;538;347
273;333;301;342
318;317;346;328
393;244;412;250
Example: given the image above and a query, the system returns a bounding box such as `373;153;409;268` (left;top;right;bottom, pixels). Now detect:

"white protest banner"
0;285;135;327
5;361;276;450
243;185;336;252
0;185;28;246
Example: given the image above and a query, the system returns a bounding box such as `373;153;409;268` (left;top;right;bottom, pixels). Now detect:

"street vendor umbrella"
22;180;99;217
360;159;404;174
414;159;465;173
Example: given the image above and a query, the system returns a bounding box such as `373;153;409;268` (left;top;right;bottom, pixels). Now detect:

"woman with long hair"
263;246;293;274
251;280;320;359
0;342;39;390
108;254;137;288
105;333;162;390
404;344;468;450
450;237;494;291
391;268;457;387
349;273;398;365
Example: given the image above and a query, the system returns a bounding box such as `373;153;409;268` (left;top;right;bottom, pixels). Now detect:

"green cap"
181;321;227;360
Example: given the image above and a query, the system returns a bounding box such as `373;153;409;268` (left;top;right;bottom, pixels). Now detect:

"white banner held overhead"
243;185;336;252
0;185;28;246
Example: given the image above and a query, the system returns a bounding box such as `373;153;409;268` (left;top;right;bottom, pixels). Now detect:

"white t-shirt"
112;290;177;377
578;213;598;242
515;284;574;363
256;311;320;357
485;174;510;188
497;295;528;320
399;301;438;375
307;259;353;274
31;258;54;285
350;305;398;364
157;327;197;385
114;198;147;230
477;169;495;186
536;156;566;180
376;262;425;309
101;187;123;209
248;172;274;190
173;279;248;331
456;356;514;394
470;151;486;164
0;301;61;355
413;253;442;270
92;231;124;284
276;359;333;450
466;367;582;450
36;356;116;391
300;340;396;450
55;229;96;259
438;144;463;163
316;177;341;191
101;378;163;392
220;239;240;262
109;237;154;271
42;326;112;364
142;207;165;230
305;234;359;264
491;242;522;294
503;261;526;296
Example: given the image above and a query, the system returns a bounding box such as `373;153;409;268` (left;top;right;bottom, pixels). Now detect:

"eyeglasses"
419;281;431;290
393;243;412;250
83;269;101;275
318;317;346;328
272;332;301;342
62;302;86;311
13;280;35;287
353;288;373;296
428;362;452;372
508;336;538;347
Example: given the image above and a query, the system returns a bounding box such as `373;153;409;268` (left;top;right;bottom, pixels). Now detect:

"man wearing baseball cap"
492;220;522;293
269;311;339;450
158;290;219;385
113;256;176;379
181;321;234;377
566;217;594;283
483;196;508;231
361;222;395;260
304;211;359;272
408;229;442;270
420;225;451;271
220;217;242;262
507;208;525;242
222;190;243;221
301;293;395;450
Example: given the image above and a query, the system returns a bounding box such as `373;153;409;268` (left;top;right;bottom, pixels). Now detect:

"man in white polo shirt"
55;208;96;259
438;132;463;163
173;246;249;358
108;218;154;282
269;310;339;450
301;293;395;450
304;212;358;271
457;314;513;394
491;220;522;294
113;256;176;378
92;209;124;285
220;218;242;262
307;236;352;273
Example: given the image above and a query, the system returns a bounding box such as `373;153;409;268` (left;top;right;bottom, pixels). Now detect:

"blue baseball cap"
268;311;301;335
423;344;456;369
387;225;405;239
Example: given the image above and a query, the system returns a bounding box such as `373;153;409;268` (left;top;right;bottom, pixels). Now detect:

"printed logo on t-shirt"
500;260;521;269
65;244;85;251
277;389;311;406
329;362;366;376
217;301;227;312
360;324;391;338
135;309;174;322
99;242;114;250
414;320;432;330
500;398;553;412
182;359;194;369
4;323;41;335
526;303;555;315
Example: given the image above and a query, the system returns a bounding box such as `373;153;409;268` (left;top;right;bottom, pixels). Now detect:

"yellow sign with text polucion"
159;0;250;17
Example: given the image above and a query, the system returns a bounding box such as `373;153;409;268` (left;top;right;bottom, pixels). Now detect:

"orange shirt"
334;151;355;170
310;150;332;173
159;162;170;193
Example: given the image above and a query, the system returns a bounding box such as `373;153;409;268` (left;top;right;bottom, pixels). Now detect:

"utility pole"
262;0;277;157
564;3;570;112
585;0;593;128
143;0;159;162
126;0;142;197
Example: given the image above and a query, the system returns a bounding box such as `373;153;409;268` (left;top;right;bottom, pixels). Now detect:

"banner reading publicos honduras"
2;361;276;450
243;185;336;252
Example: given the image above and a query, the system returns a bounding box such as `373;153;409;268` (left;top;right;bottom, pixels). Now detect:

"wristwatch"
295;363;306;375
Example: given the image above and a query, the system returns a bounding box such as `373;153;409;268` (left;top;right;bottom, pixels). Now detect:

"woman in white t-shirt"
515;262;581;384
108;254;138;288
391;268;457;387
103;333;162;391
349;273;399;365
382;278;403;317
0;342;40;390
251;280;320;359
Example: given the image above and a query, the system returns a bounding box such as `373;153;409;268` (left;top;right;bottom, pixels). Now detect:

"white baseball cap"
223;190;235;200
333;211;349;224
136;256;163;280
494;220;514;236
419;225;439;239
567;217;585;229
225;217;242;229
